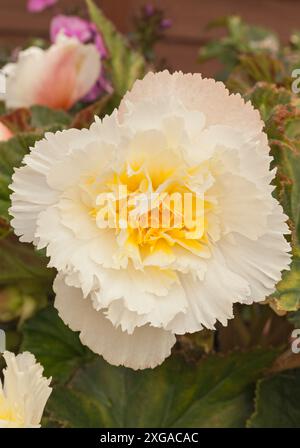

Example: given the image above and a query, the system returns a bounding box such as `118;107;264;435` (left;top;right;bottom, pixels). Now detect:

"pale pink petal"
0;122;13;142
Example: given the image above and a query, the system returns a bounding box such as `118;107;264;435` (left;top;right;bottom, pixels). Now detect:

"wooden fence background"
1;0;300;75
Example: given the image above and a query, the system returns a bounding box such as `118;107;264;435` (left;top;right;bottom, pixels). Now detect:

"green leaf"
0;285;47;323
288;310;300;327
0;101;6;115
283;143;300;244
21;306;94;383
248;368;300;427
47;349;277;428
199;15;279;81
30;105;71;129
245;82;291;122
86;0;145;99
0;235;54;289
227;54;287;94
0;108;32;133
0;106;71;134
274;248;300;312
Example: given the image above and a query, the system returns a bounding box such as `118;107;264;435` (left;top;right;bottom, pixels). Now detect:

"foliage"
22;306;277;428
199;16;280;80
22;307;93;383
248;369;300;427
129;4;172;64
47;350;275;428
86;0;146;102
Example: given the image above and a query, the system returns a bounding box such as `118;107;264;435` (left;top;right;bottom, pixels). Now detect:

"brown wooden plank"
1;0;300;76
97;0;300;43
1;0;300;41
156;39;220;75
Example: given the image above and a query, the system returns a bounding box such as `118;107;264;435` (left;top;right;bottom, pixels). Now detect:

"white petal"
2;351;51;428
46;139;117;192
217;203;291;302
167;249;251;333
91;266;187;326
54;275;176;370
9;127;96;243
119;71;263;140
10;166;58;243
209;171;272;240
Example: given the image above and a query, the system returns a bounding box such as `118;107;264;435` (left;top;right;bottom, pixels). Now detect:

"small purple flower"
50;15;107;58
27;0;57;13
50;15;111;101
160;18;172;30
91;23;108;59
51;15;93;45
144;4;155;17
83;73;113;102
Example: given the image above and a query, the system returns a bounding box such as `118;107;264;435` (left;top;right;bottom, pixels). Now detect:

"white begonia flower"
1;33;100;110
9;71;291;370
0;351;52;427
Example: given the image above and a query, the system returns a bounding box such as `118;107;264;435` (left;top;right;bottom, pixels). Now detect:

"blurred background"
1;0;300;76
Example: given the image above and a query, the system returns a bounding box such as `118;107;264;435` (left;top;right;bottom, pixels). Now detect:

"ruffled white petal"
119;71;263;140
167;248;251;333
54;275;176;370
217;203;291;302
0;351;51;428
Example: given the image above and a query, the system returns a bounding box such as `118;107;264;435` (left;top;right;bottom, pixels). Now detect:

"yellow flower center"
78;152;214;265
0;393;23;427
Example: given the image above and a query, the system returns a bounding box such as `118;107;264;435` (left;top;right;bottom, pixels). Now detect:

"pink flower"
50;15;110;101
0;122;13;142
90;24;108;59
27;0;57;13
144;4;155;16
2;35;101;111
51;15;95;46
50;15;107;58
160;18;172;30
